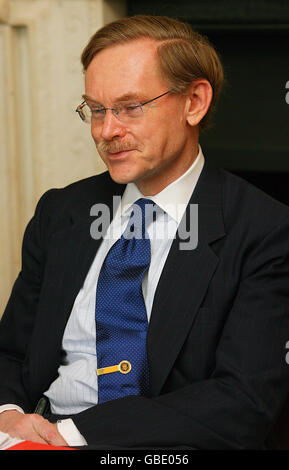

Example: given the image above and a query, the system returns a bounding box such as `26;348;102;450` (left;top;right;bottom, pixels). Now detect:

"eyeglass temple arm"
140;90;172;107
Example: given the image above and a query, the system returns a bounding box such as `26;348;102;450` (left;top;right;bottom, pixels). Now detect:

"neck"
136;142;199;196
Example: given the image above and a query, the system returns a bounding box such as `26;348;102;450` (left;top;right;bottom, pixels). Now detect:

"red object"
5;440;76;450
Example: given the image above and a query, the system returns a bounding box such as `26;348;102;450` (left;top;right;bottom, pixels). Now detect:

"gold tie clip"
96;360;132;376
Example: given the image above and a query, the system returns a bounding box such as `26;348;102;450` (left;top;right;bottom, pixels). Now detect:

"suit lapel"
30;177;125;382
48;219;102;341
51;181;126;340
147;164;226;396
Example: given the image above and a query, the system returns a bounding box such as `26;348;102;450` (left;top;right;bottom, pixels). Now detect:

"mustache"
97;140;137;154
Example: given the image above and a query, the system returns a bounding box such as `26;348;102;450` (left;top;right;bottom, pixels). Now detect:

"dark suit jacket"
1;162;289;449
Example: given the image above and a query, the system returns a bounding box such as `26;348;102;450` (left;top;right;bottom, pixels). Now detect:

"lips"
108;149;134;158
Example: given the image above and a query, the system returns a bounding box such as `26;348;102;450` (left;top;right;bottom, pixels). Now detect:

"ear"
185;79;213;127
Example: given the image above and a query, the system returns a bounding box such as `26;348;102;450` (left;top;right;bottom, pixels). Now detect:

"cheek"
153;119;185;153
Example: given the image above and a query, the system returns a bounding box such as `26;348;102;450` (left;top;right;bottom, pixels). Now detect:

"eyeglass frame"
75;90;173;123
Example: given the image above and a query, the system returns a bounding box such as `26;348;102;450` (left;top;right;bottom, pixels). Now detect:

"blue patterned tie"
95;198;155;403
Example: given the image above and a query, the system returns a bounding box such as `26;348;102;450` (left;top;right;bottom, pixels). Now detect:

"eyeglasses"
75;90;172;124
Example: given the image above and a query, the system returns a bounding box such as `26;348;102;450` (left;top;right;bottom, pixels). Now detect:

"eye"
123;103;142;116
91;107;105;114
125;103;140;110
90;107;106;120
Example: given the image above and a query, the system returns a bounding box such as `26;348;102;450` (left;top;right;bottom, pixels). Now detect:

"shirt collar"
117;145;204;224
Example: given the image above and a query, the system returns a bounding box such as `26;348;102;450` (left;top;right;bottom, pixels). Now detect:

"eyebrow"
82;92;147;104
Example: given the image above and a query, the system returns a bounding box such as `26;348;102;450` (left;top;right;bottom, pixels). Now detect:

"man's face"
85;38;196;195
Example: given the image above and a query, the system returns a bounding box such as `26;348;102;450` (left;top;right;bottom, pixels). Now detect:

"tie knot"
124;198;157;239
133;197;155;214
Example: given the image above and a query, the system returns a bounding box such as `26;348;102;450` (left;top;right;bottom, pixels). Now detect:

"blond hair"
81;15;224;130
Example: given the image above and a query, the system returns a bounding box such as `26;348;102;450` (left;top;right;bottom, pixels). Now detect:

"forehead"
85;38;168;102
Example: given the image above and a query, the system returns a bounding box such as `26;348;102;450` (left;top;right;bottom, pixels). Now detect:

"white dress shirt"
1;146;204;446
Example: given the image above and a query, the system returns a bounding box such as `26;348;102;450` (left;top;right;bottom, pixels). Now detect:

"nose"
97;109;127;141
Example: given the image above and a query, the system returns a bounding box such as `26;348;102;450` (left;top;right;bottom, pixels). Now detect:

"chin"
107;168;137;185
106;163;143;186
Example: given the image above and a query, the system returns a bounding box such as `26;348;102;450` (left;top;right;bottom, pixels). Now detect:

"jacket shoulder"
36;171;123;214
45;171;117;201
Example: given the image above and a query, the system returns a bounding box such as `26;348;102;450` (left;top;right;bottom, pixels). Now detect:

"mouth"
107;149;135;159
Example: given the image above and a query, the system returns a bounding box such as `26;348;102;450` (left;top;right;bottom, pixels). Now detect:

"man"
0;15;289;449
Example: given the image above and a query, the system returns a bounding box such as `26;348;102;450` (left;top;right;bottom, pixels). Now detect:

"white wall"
0;0;126;314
